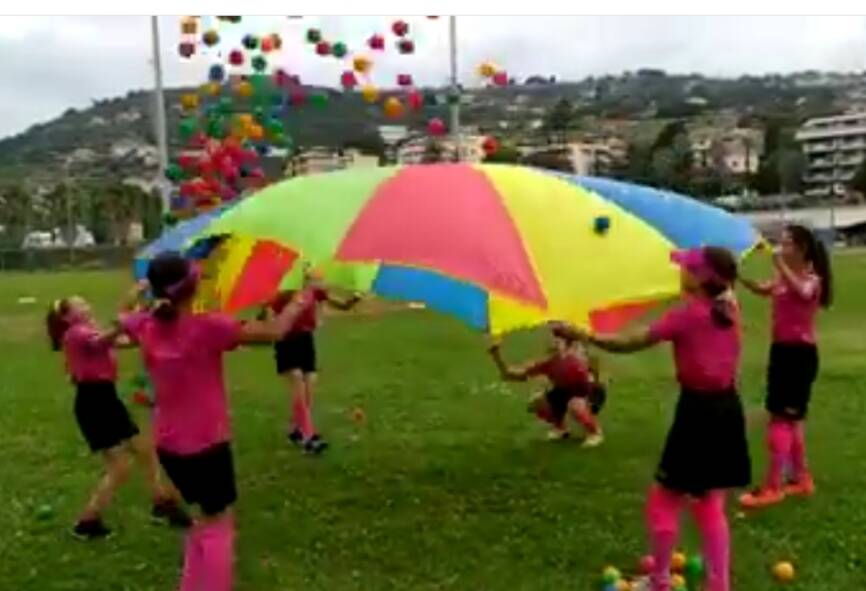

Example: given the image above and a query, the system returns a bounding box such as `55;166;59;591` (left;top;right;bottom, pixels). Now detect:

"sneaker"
287;429;304;446
303;435;329;455
72;518;113;540
784;475;816;497
739;487;785;509
152;500;192;528
581;431;604;448
546;429;571;441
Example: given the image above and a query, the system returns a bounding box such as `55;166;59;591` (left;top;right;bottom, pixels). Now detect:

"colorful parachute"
177;164;760;334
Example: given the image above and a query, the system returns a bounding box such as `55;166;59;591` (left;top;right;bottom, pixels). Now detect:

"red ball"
492;71;509;87
228;49;244;66
367;34;385;50
392;20;409;37
407;89;423;111
315;41;331;56
397;73;413;87
177;153;199;171
289;91;306;107
273;68;290;88
397;39;415;55
482;136;499;155
340;70;358;90
427;118;446;136
178;42;195;58
639;555;656;575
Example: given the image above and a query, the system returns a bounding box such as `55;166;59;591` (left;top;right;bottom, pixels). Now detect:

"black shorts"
656;388;751;496
544;387;580;421
588;384;607;415
74;381;140;452
158;442;237;516
274;331;316;375
765;342;819;421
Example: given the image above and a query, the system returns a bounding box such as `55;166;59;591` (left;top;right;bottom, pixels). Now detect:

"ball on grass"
772;561;795;583
670;552;686;573
639;555;656;574
601;566;621;584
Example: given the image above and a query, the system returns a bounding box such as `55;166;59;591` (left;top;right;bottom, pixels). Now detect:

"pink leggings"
645;485;729;591
179;513;235;591
765;417;808;489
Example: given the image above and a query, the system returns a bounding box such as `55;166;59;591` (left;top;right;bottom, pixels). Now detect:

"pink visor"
670;248;726;285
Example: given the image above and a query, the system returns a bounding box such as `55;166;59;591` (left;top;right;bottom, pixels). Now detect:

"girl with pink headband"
555;246;750;591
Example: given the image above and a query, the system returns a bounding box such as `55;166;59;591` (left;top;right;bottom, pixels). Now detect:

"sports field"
1;254;864;590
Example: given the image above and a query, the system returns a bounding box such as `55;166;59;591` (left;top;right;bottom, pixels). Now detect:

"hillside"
1;69;864;185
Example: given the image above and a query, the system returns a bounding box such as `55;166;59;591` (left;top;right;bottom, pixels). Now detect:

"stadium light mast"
150;16;170;213
448;16;461;162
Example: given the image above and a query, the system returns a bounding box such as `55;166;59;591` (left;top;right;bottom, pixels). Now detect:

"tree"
851;159;866;195
778;149;806;194
0;183;32;247
544;99;574;144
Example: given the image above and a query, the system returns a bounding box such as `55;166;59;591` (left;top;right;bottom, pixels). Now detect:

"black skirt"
655;388;751;496
274;331;317;375
158;442;237;516
765;342;819;421
74;381;140;452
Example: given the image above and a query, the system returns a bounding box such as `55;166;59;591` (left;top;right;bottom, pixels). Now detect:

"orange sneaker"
784;476;816;497
739;487;785;509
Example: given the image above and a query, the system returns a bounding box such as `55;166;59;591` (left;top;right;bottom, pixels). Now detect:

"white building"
796;112;866;198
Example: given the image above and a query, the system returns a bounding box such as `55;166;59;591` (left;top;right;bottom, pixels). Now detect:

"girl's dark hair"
146;251;196;322
701;246;739;328
46;299;72;351
786;224;833;308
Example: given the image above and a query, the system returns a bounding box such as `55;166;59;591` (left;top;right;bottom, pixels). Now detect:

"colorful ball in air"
684;555;704;581
290;91;306;107
315;41;332;56
397;39;415;55
270;34;283;50
179;118;199;140
670;574;685;589
492;71;509;87
310;93;329;109
217;96;234;114
306;28;322;44
35;503;55;521
383;96;404;119
180;17;197;35
360;85;379;104
397;73;413;87
601;566;621;584
266;119;284;137
180;93;199;111
332;41;348;58
639;555;656;575
407;89;423;111
340;70;358;90
368;34;385;50
353;55;373;74
478;62;497;78
228;49;244;66
392;20;409;37
178;42;195;58
165;163;183;182
251;55;268;73
772;561;795;583
427;117;446;136
202;29;220;47
482;136;499;156
670;552;686;573
235;81;253;98
260;36;275;53
208;64;226;82
217;16;242;23
593;215;611;235
242;34;259;51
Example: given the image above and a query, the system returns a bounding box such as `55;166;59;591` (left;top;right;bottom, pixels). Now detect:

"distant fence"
0;246;138;272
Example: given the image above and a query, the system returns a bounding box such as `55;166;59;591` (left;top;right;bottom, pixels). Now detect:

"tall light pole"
448;16;461;162
150;16;170;214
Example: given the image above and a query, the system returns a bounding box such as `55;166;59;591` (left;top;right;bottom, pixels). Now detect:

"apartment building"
796;112;866;197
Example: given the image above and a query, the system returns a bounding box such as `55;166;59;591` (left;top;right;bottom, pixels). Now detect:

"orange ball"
180;17;197;35
235;81;253;98
248;124;264;141
670;552;686;573
180;93;199;111
383;96;404;119
201;82;221;97
360;85;379;104
670;574;685;588
478;61;497;78
772;561;795;582
353;55;373;74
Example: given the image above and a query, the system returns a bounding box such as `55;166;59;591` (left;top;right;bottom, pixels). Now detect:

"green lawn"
1;255;865;590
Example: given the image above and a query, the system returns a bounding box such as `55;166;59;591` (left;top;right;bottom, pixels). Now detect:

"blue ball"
594;215;611;235
208;64;226;82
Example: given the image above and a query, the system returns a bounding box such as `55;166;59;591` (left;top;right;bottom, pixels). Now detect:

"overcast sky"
1;15;865;139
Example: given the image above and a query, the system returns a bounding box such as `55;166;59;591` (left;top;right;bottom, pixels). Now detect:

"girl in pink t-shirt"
739;225;833;509
556;246;750;591
121;251;307;591
487;328;605;447
46;294;189;540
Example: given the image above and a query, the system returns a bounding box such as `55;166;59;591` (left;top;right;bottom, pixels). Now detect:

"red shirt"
527;353;590;391
63;321;118;383
270;287;327;334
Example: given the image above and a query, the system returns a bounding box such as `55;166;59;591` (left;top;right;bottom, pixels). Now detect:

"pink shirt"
771;273;821;344
121;311;241;455
648;296;741;392
62;321;118;383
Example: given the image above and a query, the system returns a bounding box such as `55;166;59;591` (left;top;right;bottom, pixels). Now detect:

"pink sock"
535;406;564;430
178;526;203;591
197;514;235;591
292;388;314;439
691;491;730;591
646;485;685;591
766;418;793;490
790;421;809;481
570;402;599;434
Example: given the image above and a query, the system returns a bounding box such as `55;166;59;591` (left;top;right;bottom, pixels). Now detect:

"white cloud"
0;15;864;139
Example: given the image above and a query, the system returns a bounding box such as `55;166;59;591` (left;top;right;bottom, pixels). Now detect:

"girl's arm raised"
326;292;362;311
773;253;819;300
487;339;533;382
739;277;774;297
552;322;655;354
238;292;307;343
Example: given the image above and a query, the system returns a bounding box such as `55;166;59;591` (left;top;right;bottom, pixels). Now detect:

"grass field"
1;255;865;591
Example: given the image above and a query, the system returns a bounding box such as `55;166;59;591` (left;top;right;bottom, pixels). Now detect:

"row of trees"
0;181;162;249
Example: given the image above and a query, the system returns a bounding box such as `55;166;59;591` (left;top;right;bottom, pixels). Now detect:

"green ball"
332;41;348;58
685;555;704;580
601;567;620;585
266;118;285;136
207;117;227;139
178;117;199;140
218;96;234;114
310;93;328;109
251;55;268;73
35;504;54;521
165;163;183;182
162;212;179;227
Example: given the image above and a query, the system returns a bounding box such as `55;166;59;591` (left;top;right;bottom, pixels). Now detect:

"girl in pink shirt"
46;294;189;540
556;246;750;591
487;328;605;447
121;251;306;591
739;225;833;509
